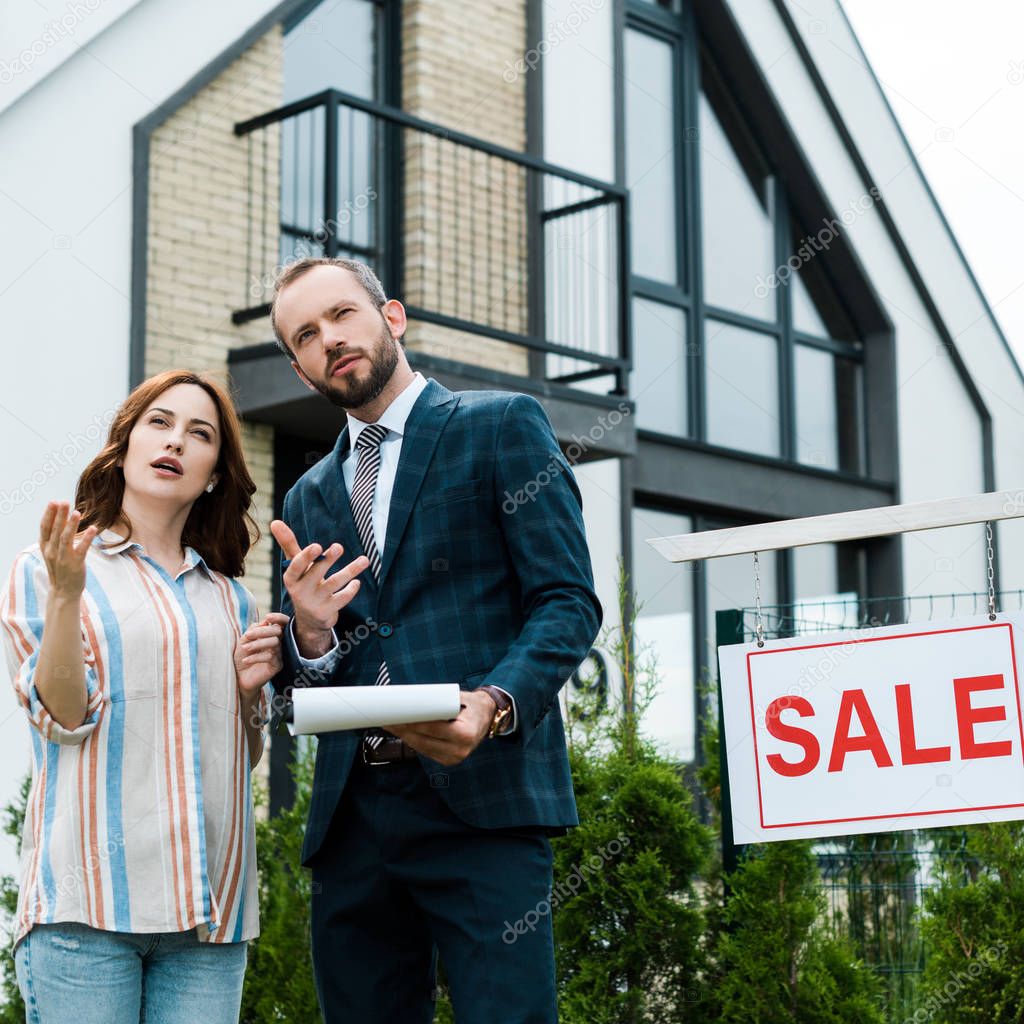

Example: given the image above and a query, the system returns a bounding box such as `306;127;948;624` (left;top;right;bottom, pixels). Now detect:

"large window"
705;321;779;456
699;92;774;322
631;299;688;434
792;541;864;629
283;0;378;103
631;506;785;764
624;1;867;476
631;508;697;761
278;0;386;269
632;504;865;764
624;28;681;285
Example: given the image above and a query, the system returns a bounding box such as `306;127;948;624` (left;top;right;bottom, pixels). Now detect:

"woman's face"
121;383;222;507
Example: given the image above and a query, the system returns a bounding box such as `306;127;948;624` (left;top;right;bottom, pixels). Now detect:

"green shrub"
916;823;1024;1022
552;565;712;1023
240;741;320;1023
0;776;27;1024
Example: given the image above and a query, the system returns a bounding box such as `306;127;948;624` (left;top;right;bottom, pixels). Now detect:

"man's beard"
313;322;399;411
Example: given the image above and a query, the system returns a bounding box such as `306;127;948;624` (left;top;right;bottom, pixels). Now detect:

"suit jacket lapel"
379;379;457;588
313;424;367;583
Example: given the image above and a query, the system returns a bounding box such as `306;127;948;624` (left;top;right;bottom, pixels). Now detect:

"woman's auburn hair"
75;369;260;579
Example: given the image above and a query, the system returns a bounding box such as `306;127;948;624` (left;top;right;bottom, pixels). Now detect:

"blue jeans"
14;922;247;1024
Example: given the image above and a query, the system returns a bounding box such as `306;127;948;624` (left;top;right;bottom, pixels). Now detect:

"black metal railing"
234;88;631;395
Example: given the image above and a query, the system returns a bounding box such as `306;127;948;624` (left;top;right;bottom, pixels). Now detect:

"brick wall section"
144;4;536;627
402;0;526;144
400;0;530;375
145;28;282;618
144;29;284;796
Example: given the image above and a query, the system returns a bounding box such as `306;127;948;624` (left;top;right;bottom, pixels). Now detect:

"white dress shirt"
288;372;517;730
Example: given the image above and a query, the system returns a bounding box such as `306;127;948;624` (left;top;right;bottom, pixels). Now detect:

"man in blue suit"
267;257;602;1023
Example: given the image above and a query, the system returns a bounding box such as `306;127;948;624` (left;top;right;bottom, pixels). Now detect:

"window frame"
631;497;867;766
623;0;870;477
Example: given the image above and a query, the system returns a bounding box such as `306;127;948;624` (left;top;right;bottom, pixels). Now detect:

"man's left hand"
389;689;497;766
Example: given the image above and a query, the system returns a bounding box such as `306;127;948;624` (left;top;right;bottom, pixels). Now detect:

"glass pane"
705;321;780;456
541;0;615;181
279;109;325;257
705;546;778;665
792;270;829;338
625;30;679;284
280;3;379;267
788;233;858;342
284;0;376;102
559;461;622;730
632;508;696;762
631;298;687;435
699;93;775;320
792;543;860;630
794;344;863;472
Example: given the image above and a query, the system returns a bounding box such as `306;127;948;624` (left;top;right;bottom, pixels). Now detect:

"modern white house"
2;0;1023;869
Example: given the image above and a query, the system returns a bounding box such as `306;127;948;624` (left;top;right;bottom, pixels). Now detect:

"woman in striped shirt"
0;369;289;1023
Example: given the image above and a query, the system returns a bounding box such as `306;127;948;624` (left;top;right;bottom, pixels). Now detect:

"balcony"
227;88;633;451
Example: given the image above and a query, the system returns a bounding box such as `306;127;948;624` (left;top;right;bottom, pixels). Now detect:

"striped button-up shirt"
0;528;265;948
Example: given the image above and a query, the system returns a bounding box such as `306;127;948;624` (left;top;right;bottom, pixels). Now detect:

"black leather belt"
360;732;419;766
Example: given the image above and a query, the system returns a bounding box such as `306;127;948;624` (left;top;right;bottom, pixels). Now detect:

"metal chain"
986;521;997;620
753;551;765;647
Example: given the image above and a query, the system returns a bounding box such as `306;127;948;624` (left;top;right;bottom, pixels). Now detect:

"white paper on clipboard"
287;683;462;736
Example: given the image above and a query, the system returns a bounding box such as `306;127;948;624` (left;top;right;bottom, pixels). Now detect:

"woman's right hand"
39;502;99;599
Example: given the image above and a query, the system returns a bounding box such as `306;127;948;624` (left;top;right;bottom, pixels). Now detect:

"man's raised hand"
269;519;369;657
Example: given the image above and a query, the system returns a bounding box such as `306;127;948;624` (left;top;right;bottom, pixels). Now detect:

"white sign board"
718;614;1024;843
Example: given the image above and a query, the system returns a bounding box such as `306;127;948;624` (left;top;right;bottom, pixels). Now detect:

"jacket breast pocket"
420;478;484;511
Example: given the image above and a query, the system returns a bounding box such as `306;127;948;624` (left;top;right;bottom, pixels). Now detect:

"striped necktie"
351;423;391;749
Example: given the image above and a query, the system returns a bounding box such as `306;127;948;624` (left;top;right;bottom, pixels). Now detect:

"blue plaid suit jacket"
272;377;603;866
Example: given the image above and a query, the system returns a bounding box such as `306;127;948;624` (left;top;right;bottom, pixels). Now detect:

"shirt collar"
94;528;212;578
345;372;428;450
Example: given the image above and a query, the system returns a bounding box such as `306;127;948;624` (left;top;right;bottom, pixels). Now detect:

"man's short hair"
269;256;389;356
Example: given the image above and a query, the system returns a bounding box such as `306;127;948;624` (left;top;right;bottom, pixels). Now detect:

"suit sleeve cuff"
493;686;518;734
289;618;340;670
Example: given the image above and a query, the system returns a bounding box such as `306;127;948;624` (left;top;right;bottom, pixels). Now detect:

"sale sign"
717;614;1024;843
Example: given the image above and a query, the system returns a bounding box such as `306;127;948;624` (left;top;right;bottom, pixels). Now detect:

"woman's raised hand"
39;502;98;599
234;612;291;699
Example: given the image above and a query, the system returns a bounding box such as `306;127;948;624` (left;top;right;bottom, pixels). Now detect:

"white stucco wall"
766;0;1024;601
717;0;1024;604
0;1;145;115
0;0;284;877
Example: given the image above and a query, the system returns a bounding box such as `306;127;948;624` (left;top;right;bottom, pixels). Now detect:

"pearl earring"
206;483;215;493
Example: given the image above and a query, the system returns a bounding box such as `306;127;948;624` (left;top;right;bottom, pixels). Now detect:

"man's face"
275;265;403;411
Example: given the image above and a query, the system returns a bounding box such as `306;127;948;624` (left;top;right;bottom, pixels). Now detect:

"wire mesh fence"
717;588;1018;1021
735;588;1024;642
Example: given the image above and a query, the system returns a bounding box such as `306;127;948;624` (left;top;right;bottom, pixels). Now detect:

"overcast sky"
841;0;1024;367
